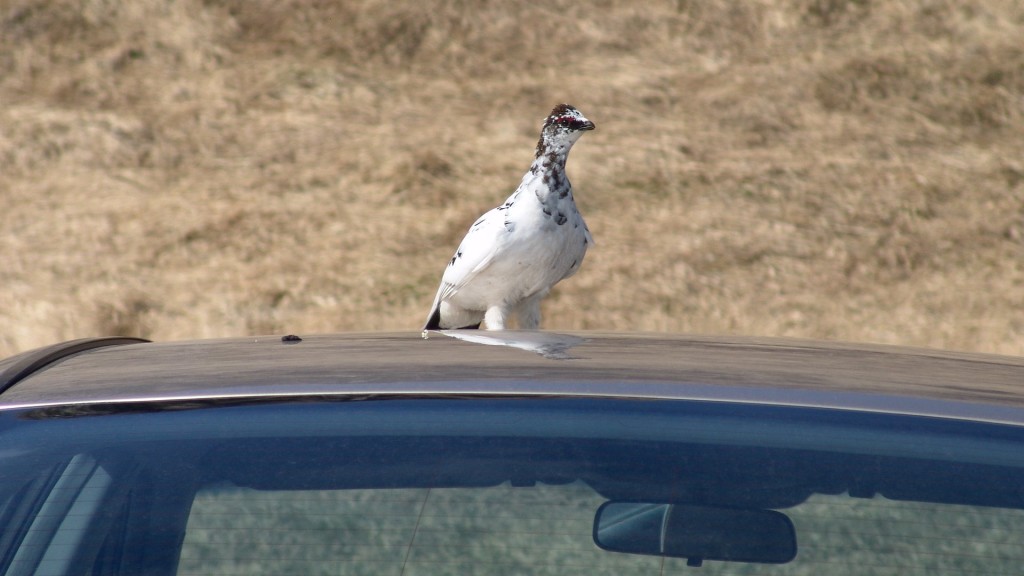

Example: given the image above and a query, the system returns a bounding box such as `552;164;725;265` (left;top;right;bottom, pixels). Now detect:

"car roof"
2;331;1024;423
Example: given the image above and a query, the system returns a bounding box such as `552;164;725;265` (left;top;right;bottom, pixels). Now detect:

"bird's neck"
526;141;573;202
533;134;573;164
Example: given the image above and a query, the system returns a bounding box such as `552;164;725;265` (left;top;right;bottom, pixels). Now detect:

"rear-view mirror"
593;501;797;567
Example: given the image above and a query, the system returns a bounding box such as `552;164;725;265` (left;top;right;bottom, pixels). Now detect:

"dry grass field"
2;0;1023;357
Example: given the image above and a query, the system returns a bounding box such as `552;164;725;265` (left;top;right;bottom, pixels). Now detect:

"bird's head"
544;103;595;133
536;104;594;157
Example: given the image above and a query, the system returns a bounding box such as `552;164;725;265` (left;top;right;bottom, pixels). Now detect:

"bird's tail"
423;307;443;331
422;306;481;331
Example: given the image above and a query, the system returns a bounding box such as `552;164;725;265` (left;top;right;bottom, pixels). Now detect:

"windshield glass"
2;397;1024;575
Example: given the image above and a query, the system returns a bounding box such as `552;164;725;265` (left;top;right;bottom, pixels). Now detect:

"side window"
4;455;112;576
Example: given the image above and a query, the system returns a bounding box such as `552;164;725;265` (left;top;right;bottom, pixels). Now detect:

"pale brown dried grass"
2;0;1023;356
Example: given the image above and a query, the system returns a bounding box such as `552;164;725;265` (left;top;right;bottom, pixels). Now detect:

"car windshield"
2;397;1024;575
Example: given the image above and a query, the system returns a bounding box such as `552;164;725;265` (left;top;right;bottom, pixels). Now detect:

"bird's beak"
581;120;596;131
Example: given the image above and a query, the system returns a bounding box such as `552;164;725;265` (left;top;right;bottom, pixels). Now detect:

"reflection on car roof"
1;332;1024;421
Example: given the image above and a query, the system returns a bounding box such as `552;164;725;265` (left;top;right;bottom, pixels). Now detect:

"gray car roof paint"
1;331;1024;424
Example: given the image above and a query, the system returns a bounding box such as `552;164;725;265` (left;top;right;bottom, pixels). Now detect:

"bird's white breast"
444;180;589;310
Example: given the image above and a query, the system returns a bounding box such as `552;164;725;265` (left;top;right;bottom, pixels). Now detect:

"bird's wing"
440;207;508;297
425;206;509;319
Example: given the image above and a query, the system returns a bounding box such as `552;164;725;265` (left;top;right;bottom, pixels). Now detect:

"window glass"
181;484;1024;576
180;481;658;576
4;399;1024;575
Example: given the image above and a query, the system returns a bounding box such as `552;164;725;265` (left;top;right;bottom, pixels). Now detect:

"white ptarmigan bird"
423;103;595;332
